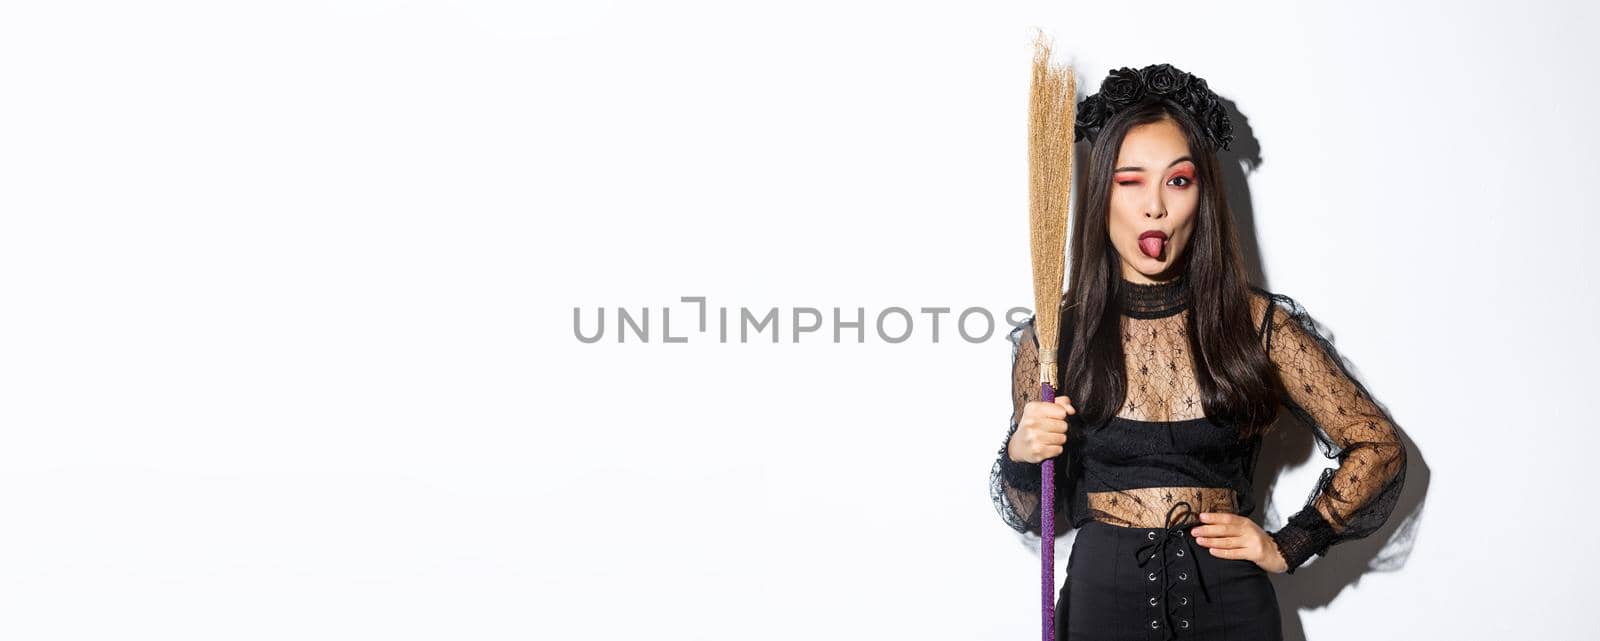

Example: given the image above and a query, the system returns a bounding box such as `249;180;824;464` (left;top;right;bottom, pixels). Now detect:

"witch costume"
990;65;1408;641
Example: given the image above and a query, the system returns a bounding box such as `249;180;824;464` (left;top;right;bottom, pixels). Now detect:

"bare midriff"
1085;486;1238;528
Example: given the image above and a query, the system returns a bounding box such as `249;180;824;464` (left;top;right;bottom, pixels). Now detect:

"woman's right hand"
1008;395;1075;464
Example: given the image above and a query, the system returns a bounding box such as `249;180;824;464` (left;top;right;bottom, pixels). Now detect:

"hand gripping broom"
1027;32;1074;641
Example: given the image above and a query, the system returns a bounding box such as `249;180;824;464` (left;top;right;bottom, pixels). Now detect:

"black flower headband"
1074;63;1234;152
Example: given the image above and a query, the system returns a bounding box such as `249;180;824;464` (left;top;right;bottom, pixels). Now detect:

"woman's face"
1106;117;1201;283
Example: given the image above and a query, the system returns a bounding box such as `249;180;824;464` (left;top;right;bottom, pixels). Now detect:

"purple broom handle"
1039;380;1057;641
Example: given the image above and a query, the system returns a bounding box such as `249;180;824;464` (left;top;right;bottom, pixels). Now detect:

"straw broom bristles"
1027;33;1075;641
1028;33;1075;390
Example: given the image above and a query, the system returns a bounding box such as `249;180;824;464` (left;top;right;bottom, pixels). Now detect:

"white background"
1;1;1594;639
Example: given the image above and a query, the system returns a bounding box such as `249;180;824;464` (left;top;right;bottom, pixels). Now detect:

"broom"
1027;31;1074;641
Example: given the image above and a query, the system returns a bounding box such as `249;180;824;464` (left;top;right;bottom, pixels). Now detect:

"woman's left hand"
1191;512;1288;574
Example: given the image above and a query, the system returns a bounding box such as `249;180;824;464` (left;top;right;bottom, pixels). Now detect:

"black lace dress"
989;275;1407;640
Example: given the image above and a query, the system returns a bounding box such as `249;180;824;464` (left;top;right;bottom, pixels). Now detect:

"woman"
988;64;1408;640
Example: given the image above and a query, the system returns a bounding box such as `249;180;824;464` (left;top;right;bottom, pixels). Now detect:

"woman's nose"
1143;189;1167;218
1139;183;1168;218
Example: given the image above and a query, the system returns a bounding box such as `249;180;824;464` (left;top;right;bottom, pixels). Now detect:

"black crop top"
989;275;1408;574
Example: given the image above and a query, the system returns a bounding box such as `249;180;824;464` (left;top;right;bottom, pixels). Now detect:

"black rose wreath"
1074;63;1234;151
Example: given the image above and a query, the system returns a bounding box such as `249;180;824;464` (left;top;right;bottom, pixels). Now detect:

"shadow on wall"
1218;95;1431;641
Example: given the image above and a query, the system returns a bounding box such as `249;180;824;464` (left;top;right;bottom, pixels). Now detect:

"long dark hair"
1060;97;1280;439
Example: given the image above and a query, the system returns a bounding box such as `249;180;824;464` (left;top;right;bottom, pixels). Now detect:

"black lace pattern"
989;284;1407;575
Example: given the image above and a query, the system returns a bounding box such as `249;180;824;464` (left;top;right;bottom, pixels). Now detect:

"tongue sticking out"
1139;236;1165;259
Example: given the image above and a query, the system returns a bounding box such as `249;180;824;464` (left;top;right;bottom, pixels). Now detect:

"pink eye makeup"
1113;157;1197;188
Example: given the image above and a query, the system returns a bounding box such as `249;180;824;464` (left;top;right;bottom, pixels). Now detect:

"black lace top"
989;275;1408;574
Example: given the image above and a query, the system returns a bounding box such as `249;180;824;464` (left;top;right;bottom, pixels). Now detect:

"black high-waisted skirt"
1055;519;1282;641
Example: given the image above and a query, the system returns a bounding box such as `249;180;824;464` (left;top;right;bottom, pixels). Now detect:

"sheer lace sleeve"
1259;292;1408;574
989;314;1074;537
